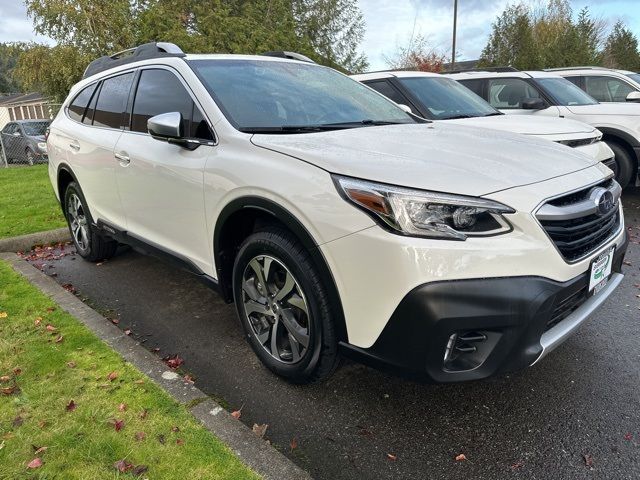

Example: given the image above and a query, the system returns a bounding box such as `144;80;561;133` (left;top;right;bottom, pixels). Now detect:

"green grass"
0;165;66;239
0;261;258;480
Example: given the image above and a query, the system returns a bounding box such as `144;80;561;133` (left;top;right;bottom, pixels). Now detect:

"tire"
63;181;118;262
232;227;340;384
606;141;635;189
25;148;35;166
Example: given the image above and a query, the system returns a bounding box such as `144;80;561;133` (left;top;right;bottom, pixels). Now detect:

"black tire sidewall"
232;230;330;381
607;141;635;188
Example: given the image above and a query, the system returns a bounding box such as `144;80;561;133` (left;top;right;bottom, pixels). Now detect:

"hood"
566;102;640;116
446;115;596;137
251;123;598;197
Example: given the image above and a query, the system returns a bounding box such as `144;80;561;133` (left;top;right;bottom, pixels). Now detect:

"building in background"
0;93;51;130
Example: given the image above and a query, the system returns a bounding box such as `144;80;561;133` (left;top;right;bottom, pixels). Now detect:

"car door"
485;78;561;117
114;67;215;271
63;73;134;229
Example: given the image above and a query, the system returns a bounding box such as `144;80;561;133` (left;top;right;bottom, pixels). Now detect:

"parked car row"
47;43;628;384
1;119;50;165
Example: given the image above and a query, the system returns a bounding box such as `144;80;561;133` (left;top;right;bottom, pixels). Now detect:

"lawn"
0;260;257;479
0;165;66;239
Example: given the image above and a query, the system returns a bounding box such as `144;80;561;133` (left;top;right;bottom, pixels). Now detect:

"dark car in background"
1;119;50;165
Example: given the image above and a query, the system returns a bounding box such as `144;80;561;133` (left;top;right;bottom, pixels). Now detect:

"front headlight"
37;142;47;151
334;175;515;240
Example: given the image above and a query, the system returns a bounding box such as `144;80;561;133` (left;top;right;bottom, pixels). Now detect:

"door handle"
69;142;80;151
114;152;130;164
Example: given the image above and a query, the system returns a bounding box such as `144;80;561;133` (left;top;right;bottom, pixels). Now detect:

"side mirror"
626;91;640;103
398;104;413;114
521;98;546;110
148;112;184;141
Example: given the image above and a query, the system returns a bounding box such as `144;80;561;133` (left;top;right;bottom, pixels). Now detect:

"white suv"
48;43;628;384
352;71;615;171
546;67;640;104
446;70;640;188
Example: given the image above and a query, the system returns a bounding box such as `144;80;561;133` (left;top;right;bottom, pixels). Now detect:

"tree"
603;21;640;70
383;35;446;72
0;43;27;94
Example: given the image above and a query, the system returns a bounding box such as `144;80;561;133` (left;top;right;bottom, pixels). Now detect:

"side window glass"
606;78;634;102
584;76;613;102
68;83;98;122
191;106;214;140
131;69;192;134
365;80;409;106
3;124;15;134
458;79;483;97
488;78;540;108
564;76;582;88
83;83;100;125
93;72;134;129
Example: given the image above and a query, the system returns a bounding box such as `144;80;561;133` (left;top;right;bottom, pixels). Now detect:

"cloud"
0;2;51;44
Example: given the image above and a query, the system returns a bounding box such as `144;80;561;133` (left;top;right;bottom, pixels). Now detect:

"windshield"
188;59;416;132
535;77;598;106
22;121;49;136
398;76;499;120
625;73;640;84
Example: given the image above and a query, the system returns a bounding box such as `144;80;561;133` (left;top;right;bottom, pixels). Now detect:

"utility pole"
451;0;458;69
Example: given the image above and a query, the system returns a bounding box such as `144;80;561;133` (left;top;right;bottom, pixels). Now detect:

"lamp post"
451;0;458;69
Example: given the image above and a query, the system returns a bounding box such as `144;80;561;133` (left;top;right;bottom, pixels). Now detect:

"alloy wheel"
67;193;90;252
241;255;311;364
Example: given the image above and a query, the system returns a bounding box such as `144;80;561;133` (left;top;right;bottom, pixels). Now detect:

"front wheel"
606;141;635;188
63;181;118;262
232;227;340;383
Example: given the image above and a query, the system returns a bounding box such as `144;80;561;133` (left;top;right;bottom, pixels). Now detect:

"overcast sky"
1;0;639;70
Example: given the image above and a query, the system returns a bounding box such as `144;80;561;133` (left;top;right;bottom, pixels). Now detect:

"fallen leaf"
252;423;268;438
46;307;55;313
34;317;42;326
113;459;133;473
118;403;127;412
0;376;9;383
139;409;148;419
12;416;24;427
624;433;633;441
290;438;298;451
124;329;131;336
27;458;43;469
455;454;467;461
171;426;180;433
1;385;18;395
12;368;21;376
135;431;146;441
62;283;76;293
38;420;47;429
386;453;397;461
176;438;184;446
583;454;594;469
45;324;56;332
107;371;118;382
55;335;64;343
164;355;184;369
110;318;120;325
183;374;195;384
66;362;76;368
66;400;77;412
157;434;166;444
134;379;145;385
32;446;48;455
0;312;7;318
133;465;148;476
231;410;242;420
114;419;124;432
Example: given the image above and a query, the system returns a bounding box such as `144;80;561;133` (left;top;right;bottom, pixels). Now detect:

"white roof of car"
351;71;441;81
444;70;564;80
544;66;637;75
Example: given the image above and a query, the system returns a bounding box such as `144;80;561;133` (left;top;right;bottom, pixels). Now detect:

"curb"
0;227;70;253
0;252;312;480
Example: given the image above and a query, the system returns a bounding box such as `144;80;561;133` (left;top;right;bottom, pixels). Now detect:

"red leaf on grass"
135;431;146;441
34;317;42;326
118;403;127;412
114;419;124;432
176;438;184;446
45;324;56;332
66;400;77;411
27;458;43;469
164;355;184;369
113;459;133;473
12;368;21;375
107;371;118;381
171;426;180;433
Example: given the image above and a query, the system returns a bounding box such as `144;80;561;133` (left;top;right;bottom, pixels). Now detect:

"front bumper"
341;232;628;383
340;233;627;383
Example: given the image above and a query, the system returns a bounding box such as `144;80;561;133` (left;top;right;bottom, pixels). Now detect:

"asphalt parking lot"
28;189;640;480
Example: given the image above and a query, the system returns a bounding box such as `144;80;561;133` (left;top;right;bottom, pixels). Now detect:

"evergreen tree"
603;21;640;70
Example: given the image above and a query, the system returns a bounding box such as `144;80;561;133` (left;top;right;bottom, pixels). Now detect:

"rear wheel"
606;141;635;188
232;227;340;383
63;181;118;261
25;148;35;166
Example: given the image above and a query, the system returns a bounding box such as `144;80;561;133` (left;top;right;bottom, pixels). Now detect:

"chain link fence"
1;104;60;168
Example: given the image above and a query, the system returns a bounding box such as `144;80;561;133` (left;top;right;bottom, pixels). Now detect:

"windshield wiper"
482;112;503;117
239;120;406;134
443;114;476;119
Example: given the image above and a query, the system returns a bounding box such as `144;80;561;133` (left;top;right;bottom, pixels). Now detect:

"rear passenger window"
131;69;213;140
93;73;134;129
487;78;541;108
68;83;98;122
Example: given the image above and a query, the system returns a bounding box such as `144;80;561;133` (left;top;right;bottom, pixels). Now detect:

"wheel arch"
213;196;348;343
598;127;639;161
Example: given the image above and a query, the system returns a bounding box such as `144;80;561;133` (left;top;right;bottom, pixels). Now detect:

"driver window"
488;78;541;109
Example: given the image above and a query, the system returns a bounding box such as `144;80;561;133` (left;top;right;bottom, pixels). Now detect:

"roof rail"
83;42;186;79
543;66;610;72
444;66;519;74
261;51;316;64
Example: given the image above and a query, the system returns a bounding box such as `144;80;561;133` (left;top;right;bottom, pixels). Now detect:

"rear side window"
131;69;213;140
68;83;98;122
458;79;484;98
93;73;134;129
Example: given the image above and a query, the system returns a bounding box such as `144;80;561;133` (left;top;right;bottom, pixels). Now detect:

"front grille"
545;286;588;331
537;179;621;262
